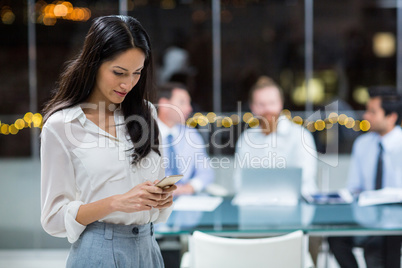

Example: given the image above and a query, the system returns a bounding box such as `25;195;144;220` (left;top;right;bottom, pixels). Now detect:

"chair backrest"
190;230;305;268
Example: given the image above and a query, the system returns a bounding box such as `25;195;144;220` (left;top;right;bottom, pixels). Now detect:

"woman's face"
91;48;146;105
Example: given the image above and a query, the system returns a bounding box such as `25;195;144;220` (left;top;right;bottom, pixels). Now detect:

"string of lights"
38;1;91;26
185;110;372;132
0;113;43;135
0;1;91;26
0;109;371;136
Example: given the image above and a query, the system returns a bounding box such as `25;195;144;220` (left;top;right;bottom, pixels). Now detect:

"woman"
40;15;176;267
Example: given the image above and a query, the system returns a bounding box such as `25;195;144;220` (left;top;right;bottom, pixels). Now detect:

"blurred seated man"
328;87;402;268
234;76;319;263
234;76;318;194
157;82;214;195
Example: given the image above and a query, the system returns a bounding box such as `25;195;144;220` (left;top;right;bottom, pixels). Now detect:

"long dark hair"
42;15;160;164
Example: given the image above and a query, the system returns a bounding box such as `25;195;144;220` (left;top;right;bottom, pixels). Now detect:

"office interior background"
1;0;402;265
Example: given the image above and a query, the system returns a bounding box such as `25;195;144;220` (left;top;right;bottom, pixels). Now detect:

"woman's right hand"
112;181;164;213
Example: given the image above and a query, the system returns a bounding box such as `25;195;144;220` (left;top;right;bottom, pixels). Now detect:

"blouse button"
132;227;139;235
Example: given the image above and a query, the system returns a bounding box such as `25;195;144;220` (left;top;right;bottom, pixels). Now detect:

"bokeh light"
1;124;10;135
292;116;303;125
197;116;208;127
186;118;197;128
216;117;223;128
353;120;361;132
24;112;34;124
360;120;371;131
314;120;325;131
1;6;15;24
15;119;25;130
248;118;259;128
328;112;338;124
32;113;43;128
230;114;240;125
9;124;18;135
40;2;91;25
338;114;348;125
43;15;57;26
345;117;355;129
193;112;202;119
243;112;253;123
306;122;316;132
222;117;233;128
207;112;216;123
54;3;68;17
325;122;334;130
353;86;370;105
281;109;291;120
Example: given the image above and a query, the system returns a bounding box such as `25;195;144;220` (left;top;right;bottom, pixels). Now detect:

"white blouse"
40;103;172;243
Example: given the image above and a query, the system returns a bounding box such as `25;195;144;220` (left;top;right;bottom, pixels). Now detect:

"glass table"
156;197;402;268
156;197;402;237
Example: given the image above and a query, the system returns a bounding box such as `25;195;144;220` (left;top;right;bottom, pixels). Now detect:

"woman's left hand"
153;180;177;209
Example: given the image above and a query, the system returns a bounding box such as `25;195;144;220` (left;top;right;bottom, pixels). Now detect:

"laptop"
232;168;302;206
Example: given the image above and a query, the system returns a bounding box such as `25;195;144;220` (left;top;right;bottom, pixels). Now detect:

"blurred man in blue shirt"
329;86;402;268
157;82;214;195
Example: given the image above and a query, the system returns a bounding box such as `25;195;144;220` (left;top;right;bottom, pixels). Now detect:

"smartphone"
155;175;183;189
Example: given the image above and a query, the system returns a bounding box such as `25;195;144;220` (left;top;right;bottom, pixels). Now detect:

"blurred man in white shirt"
234;76;319;263
234;76;318;194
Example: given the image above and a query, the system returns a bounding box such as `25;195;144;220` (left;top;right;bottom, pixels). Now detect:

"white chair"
180;230;314;268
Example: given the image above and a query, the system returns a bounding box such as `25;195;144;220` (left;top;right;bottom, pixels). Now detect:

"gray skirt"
66;221;164;268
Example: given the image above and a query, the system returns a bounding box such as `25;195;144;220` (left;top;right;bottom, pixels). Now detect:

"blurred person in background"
157;82;214;196
40;15;175;268
234;76;318;194
328;87;402;268
233;76;320;264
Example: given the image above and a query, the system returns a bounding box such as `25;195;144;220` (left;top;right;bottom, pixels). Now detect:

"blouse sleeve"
40;125;86;243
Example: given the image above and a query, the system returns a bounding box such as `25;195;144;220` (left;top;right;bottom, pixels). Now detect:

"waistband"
85;221;154;240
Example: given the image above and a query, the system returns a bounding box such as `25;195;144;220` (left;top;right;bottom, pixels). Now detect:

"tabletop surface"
155;197;402;236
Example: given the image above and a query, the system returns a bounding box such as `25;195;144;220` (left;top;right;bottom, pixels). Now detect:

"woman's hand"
76;180;177;226
153;180;177;209
112;181;165;213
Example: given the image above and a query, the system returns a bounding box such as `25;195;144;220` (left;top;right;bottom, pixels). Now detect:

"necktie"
375;142;383;190
166;134;179;176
